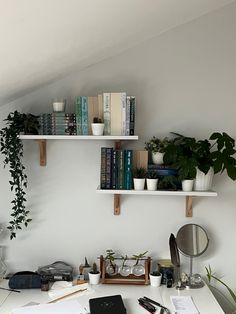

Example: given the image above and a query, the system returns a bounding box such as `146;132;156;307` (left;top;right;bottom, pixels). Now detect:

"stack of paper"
170;296;199;314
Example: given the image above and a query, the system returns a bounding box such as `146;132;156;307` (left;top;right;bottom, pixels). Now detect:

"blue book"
81;96;88;135
124;150;133;190
75;96;82;135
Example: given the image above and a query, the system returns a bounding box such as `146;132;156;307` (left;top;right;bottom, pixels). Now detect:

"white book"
103;93;111;135
110;92;126;135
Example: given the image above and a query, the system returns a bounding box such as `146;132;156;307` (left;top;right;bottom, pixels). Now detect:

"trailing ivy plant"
0;111;39;239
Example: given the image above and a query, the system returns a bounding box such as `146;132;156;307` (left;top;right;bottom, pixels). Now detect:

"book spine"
129;96;135;135
105;148;113;189
81;96;88;135
111;150;117;189
103;93;111;135
125;150;133;190
121;92;127;136
75;96;82;135
100;147;107;189
125;96;131;136
118;150;124;189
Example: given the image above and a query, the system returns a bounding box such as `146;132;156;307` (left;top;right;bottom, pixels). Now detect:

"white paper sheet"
12;299;88;314
170;296;199;314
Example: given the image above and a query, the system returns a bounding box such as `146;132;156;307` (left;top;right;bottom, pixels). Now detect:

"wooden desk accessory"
100;255;151;285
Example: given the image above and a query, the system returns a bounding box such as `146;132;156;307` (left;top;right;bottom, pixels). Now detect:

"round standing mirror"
176;224;209;289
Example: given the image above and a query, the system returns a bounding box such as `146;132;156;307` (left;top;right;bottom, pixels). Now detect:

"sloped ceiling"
0;0;234;106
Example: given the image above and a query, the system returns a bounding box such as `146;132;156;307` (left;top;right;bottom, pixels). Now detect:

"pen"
138;301;156;313
0;287;21;293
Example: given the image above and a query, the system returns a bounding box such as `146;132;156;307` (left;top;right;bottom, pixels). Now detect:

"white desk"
0;280;224;314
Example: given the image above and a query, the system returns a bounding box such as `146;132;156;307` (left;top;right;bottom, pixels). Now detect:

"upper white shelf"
19;135;139;140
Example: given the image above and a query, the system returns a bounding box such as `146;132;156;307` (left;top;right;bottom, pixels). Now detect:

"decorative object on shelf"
165;132;236;191
145;136;171;165
105;249;118;276
146;171;158;191
88;263;100;285
52;99;66;112
182;179;194;192
132;251;148;276
91;117;104;136
157;259;174;286
119;255;132;277
205;265;236;313
0;111;39;239
133;167;146;190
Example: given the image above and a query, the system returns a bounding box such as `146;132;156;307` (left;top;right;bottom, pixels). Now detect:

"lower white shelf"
96;187;217;217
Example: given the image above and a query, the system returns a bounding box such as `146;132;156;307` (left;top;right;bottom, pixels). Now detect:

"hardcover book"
89;295;126;314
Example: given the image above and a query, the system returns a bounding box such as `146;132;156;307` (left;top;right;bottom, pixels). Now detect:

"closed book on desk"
89;295;126;314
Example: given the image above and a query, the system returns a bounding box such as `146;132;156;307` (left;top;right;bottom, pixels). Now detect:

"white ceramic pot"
146;178;158;191
91;123;104;136
88;272;101;285
133;178;145;190
194;167;214;191
149;273;162;287
182;179;194;192
53;101;65;112
152;152;164;165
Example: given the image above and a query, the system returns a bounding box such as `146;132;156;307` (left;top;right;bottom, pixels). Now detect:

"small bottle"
41;277;49;291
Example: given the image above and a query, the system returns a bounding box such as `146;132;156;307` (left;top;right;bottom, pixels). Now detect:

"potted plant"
133;167;147;190
165;132;236;191
91;117;104;136
132;251;148;276
146;171;158;191
0;111;39;239
119;255;132;277
105;249;118;276
149;264;162;287
145;136;171;165
88;262;100;285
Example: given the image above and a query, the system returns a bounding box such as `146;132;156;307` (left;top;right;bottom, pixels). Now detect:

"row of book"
100;147;133;190
39;113;76;135
39;92;135;136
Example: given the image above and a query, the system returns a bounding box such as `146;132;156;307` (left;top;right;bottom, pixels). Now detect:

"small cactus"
91;262;99;274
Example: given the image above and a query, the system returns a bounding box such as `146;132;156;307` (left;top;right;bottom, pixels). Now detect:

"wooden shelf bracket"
37;139;47;166
114;194;121;215
185;196;193;217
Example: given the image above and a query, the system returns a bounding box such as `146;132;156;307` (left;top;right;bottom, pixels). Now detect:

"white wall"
0;3;236;313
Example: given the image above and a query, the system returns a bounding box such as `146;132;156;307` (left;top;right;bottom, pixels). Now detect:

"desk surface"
0;280;224;314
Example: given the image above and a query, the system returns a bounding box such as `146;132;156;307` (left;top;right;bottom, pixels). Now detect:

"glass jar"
158;259;174;285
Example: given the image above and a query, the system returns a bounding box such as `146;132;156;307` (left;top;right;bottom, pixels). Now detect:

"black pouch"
8;271;41;289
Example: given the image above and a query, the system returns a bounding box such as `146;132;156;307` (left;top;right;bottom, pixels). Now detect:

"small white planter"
91;123;104;136
182;179;194;192
53;101;65;112
152;152;164;165
149;273;162;287
88;272;100;285
133;178;145;190
194;167;214;191
146;178;158;191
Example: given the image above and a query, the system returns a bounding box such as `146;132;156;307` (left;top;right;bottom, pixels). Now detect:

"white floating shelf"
96;187;217;217
19;135;138;166
19;135;139;140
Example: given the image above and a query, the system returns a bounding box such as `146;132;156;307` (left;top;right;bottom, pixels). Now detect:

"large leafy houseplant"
164;132;236;181
0;111;39;239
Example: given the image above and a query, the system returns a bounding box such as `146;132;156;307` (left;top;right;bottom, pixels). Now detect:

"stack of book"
51;113;76;135
75;93;135;136
100;147;133;190
39;113;52;135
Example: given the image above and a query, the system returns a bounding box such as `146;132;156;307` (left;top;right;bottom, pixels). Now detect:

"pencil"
0;287;21;293
48;288;87;304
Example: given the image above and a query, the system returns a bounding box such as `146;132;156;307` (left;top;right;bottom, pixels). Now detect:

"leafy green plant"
0;111;39;239
133;167;147;179
105;249;116;273
145;136;171;153
164;132;236;181
132;251;148;265
121;255;128;269
157;175;179;191
147;171;158;179
206;265;236;313
93;117;103;123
